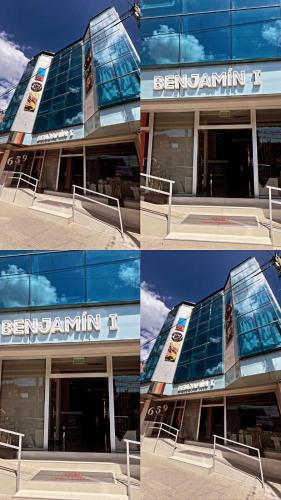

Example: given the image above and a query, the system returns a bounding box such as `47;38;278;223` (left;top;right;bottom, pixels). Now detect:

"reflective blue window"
231;258;281;358
0;58;37;133
91;10;140;109
141;4;281;66
0;251;139;311
33;41;83;133
174;292;224;384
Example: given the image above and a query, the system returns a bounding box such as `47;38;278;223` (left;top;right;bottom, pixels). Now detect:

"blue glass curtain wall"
230;258;281;358
174;292;224;384
141;1;281;66
0;58;37;133
0;250;140;310
141;309;177;383
90;11;140;109
33;42;83;133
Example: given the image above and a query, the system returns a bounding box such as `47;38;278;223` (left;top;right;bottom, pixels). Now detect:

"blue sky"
0;0;139;109
141;251;281;359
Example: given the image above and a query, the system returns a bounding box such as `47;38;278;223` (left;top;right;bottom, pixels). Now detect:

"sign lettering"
1;312;118;336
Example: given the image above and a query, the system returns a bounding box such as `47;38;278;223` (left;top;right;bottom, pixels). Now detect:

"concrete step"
12;478;127;496
29;205;73;224
170;454;214;475
166;231;272;246
13;490;128;500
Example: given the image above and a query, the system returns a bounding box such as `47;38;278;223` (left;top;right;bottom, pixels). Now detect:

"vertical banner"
152;304;193;384
224;279;237;372
12;54;52;134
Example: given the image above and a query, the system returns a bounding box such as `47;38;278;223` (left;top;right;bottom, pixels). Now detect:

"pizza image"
24;92;39;112
164;341;180;362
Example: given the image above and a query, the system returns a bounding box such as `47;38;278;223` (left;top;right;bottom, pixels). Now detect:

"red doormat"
182;214;258;227
32;470;115;483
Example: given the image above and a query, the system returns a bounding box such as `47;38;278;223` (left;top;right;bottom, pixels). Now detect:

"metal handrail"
124;439;140;500
213;434;264;488
140;173;175;235
146;421;179;455
4;171;39;205
0;427;24;492
72;184;124;235
267;185;281;240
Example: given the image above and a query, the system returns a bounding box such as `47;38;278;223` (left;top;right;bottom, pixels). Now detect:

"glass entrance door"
49;378;110;452
58;156;84;192
198;406;224;442
197;129;253;197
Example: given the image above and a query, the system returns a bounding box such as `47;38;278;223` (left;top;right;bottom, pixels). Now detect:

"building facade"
141;1;281;200
141;257;281;457
0;250;140;453
0;7;140;211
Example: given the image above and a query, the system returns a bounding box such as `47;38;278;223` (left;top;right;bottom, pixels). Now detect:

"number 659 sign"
5;153;28;169
146;403;169;420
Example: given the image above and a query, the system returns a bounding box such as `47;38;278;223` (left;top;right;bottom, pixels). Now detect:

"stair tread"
13;490;128;500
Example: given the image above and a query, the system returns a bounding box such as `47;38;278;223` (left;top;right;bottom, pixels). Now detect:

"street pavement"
141;451;281;500
0;201;139;249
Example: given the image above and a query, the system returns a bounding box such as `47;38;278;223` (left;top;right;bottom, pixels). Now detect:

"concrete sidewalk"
141;451;281;500
0;201;139;249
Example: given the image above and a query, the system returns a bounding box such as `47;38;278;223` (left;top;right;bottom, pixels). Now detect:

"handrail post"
16;434;22;492
72;186;75;222
173;429;178;456
153;423;162;453
117;199;124;236
258;449;264;489
269;187;273;241
32;180;38;206
213;434;216;468
167;181;172;235
13;174;21;203
126;440;132;500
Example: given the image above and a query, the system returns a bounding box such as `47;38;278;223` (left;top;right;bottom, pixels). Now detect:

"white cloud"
141;281;170;360
0;31;29;110
0;265;59;307
118;259;140;288
142;25;206;64
262;20;281;48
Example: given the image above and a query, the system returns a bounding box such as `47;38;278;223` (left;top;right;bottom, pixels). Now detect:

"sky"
0;0;139;110
141;251;281;360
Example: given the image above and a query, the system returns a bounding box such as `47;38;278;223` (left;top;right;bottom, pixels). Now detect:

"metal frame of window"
147;105;281;199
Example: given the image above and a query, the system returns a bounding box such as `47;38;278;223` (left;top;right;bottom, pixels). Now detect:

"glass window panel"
204;355;223;376
98;81;121;107
191;360;205;379
257;110;281;197
52;356;106;374
181;12;231;62
232;8;281;60
30;267;85;307
65;88;82;108
142;0;182;16
141;17;180;66
52;95;66;112
0;360;45;449
259;323;281;349
191;345;207;360
86;250;139;265
227;392;281;450
151;112;194;195
64;105;83;126
31;251;84;273
233;0;278;7
96;63;116;84
200;110;251;126
207;339;222;357
47;110;65;130
237;313;256;334
87;259;140;303
0;256;30;308
255;304;278;327
114;54;138;78
183;0;230;12
118;73;140;100
239;329;263;356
